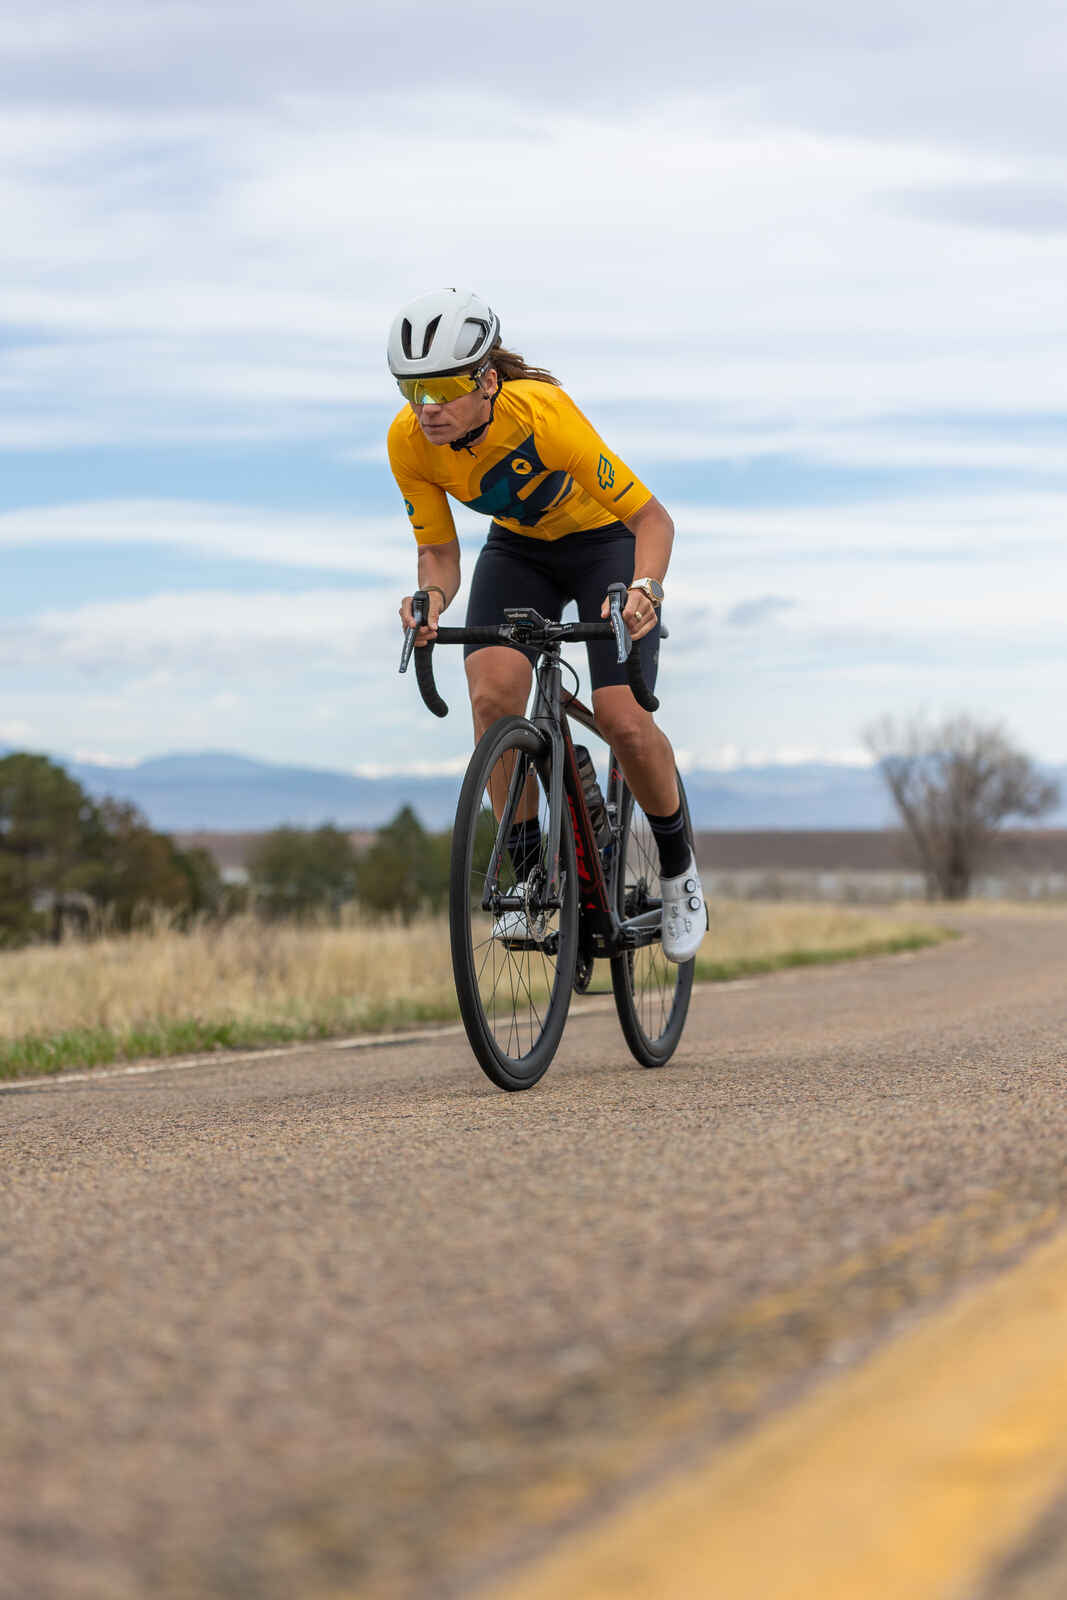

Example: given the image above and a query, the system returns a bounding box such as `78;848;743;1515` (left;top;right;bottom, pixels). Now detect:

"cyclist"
390;287;706;962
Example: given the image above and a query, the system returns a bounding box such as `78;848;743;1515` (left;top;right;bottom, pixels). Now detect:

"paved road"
4;910;1067;1599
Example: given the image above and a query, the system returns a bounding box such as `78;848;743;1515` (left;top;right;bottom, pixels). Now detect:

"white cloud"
2;1;1064;163
666;492;1067;564
1;71;1066;454
72;749;140;766
0;589;396;674
726;596;796;628
0;500;412;576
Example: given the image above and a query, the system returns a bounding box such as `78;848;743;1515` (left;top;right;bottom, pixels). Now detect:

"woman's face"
414;370;498;446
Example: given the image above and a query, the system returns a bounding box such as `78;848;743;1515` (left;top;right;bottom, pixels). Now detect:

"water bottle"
573;745;612;848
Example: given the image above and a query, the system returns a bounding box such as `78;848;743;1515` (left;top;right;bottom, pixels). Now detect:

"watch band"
629;577;664;606
424;584;448;608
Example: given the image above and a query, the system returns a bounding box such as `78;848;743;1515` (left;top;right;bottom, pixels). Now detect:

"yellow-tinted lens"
396;372;480;406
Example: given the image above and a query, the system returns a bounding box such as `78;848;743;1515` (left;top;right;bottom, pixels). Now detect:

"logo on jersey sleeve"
596;454;615;491
462;434;573;527
402;495;425;531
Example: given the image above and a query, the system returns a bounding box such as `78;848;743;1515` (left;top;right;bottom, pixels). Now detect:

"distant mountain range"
6;746;1065;832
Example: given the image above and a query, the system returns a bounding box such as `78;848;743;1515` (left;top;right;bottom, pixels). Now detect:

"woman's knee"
466;649;531;729
594;695;656;758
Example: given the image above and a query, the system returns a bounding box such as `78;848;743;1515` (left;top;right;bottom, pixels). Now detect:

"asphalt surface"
4;909;1067;1599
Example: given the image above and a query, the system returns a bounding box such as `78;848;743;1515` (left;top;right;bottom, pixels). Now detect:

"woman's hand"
600;586;659;640
400;540;460;646
399;590;445;645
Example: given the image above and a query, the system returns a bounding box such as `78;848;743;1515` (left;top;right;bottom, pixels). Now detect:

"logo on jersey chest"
462;433;572;527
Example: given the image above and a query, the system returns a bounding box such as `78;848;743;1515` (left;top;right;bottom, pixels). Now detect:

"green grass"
692;930;950;984
0;929;953;1083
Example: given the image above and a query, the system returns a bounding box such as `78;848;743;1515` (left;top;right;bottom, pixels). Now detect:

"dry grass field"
0;902;952;1080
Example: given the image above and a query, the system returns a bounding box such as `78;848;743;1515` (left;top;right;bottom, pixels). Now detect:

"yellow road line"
497;1224;1067;1600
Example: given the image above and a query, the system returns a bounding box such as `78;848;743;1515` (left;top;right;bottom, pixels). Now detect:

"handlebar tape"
625;649;659;713
414;642;448;718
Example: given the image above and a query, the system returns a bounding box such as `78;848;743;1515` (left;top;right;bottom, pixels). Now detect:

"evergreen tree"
354;806;450;922
0;752;224;944
247;824;359;919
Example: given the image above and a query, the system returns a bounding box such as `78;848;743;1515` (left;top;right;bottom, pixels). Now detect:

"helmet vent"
456;318;489;360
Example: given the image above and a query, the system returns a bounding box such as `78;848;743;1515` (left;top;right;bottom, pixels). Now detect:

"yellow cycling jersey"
387;379;653;546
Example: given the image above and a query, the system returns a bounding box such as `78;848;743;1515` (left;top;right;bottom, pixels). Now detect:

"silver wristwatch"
629;577;664;606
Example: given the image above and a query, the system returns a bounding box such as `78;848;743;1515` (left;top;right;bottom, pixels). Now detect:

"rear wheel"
610;770;695;1067
450;716;578;1091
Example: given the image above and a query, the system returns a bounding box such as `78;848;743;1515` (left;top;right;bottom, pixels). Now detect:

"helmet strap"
448;375;502;454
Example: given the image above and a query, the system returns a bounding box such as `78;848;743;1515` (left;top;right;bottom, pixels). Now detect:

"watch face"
641;579;664;603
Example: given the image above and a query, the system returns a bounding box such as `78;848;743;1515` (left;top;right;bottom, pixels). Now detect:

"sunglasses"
396;363;488;407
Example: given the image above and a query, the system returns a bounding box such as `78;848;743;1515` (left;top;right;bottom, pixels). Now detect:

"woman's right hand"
399;591;444;645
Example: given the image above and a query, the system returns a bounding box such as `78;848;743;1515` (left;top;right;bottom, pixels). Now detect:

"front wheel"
610;769;695;1067
450;716;578;1091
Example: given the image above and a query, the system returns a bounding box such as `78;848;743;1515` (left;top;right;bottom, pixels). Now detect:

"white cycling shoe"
492;884;542;949
660;856;707;964
492;906;534;945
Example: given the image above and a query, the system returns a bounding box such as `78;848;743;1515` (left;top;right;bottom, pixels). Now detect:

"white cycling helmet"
387;287;500;378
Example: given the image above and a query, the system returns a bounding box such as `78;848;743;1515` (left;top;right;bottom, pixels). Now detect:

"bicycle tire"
450;715;579;1091
610;769;695;1067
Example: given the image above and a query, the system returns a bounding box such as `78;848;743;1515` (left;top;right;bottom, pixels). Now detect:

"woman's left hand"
601;587;658;640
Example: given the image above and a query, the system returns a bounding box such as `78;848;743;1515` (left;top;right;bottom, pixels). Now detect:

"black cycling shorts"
464;521;660;694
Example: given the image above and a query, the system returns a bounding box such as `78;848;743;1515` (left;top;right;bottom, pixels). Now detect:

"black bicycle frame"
401;588;664;954
481;646;662;958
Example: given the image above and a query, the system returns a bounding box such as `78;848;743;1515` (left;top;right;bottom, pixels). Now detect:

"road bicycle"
400;582;696;1092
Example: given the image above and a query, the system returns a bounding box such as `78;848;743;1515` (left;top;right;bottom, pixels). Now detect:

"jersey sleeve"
538;390;654;524
387;415;458;547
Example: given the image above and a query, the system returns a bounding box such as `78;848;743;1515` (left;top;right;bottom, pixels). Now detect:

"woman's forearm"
625;496;675;583
417;539;462;609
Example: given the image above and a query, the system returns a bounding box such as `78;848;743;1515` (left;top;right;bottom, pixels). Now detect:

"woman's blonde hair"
488;344;561;386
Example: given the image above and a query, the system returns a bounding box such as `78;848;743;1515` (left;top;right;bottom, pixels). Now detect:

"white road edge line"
2;993;667;1092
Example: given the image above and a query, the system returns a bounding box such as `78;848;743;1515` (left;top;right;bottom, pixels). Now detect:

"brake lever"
606;581;631;664
399;589;430;674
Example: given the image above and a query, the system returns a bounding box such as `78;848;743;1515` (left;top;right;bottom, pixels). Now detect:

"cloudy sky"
4;0;1066;776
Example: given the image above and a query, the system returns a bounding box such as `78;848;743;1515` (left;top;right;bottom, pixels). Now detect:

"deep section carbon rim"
449;717;578;1091
610;772;694;1067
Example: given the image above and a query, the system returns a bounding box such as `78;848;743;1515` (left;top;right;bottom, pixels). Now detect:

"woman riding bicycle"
390;287;705;963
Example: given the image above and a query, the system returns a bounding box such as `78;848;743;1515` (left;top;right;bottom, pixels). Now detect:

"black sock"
507;818;542;882
644;805;691;877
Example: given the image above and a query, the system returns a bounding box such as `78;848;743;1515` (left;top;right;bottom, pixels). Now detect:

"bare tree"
864;714;1061;900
